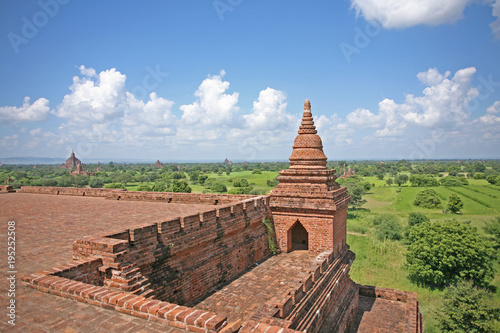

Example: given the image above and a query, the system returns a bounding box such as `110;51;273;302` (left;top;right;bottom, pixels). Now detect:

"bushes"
171;180;192;193
447;193;463;214
228;186;253;194
372;214;402;241
267;178;279;187
210;181;227;193
105;182;126;189
409;174;440;187
408;212;429;227
233;178;249;187
486;174;500;185
89;177;104;188
413;189;442;209
440;175;468;186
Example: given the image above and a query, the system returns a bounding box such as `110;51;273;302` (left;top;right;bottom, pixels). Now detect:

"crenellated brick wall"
358;286;423;333
22;189;273;301
21;186;255;204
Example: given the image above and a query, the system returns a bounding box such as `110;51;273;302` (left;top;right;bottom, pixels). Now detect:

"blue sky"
0;0;499;162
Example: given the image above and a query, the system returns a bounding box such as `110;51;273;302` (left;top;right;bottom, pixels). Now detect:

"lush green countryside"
347;177;500;332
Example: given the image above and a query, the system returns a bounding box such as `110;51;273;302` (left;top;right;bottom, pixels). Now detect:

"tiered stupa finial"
289;100;327;169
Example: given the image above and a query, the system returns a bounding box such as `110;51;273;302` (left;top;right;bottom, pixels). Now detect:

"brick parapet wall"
21;193;276;332
239;248;358;333
0;185;15;192
21;273;227;333
69;195;272;304
20;186;256;204
358;286;423;333
285;249;358;333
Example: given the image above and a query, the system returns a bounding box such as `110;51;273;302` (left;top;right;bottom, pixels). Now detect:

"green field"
349;181;500;332
125;170;280;194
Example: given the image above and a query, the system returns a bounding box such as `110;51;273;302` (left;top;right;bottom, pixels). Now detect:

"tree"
409;174;440;187
447;193;464;214
210;181;227;193
198;174;208;185
75;175;89;187
345;182;367;210
413;189;442;209
189;171;199;183
252;169;262;174
448;165;460;176
337;176;368;210
233;179;249;187
436;280;499;333
486;174;500;185
267;178;279;187
440;175;468;186
89;178;104;188
136;183;153;191
473;172;485;179
394;174;408;186
405;212;430;240
407;220;495;287
408;212;430;227
171;180;192;193
373;214;402;241
385;178;393;186
152;182;167;192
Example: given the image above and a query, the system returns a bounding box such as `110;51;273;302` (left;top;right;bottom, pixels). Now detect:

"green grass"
353;181;500;332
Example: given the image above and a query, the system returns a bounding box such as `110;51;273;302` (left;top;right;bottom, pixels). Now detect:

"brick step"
108;273;141;286
138;288;155;298
126;277;151;292
116;267;141;279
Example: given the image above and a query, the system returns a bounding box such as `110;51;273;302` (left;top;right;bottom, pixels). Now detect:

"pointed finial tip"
304;99;311;110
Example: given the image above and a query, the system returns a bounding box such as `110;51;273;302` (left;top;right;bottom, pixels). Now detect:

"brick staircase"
103;263;155;298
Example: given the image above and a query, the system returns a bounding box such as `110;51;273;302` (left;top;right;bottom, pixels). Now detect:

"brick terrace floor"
0;192;411;332
194;250;327;324
349;296;407;333
0;192;215;333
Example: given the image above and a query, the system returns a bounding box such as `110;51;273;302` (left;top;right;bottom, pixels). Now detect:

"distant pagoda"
61;150;82;169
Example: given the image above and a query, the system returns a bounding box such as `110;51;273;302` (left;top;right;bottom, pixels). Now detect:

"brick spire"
289;99;328;169
269;99;351;253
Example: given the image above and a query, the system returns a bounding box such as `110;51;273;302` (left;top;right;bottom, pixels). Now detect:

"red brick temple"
6;100;423;333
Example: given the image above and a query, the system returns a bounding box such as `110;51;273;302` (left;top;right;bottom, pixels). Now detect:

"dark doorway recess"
291;221;308;250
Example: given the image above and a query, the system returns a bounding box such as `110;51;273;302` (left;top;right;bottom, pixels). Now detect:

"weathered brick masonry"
22;188;272;303
20;100;423;332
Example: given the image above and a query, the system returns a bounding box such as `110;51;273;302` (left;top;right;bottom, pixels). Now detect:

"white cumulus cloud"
479;101;500;124
180;70;239;127
350;0;472;28
243;88;296;131
346;108;383;128
0;97;50;122
332;67;479;141
350;0;500;37
123;92;177;138
56;66;127;123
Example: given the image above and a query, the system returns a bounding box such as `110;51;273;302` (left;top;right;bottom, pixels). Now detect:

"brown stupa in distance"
270;99;351;254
